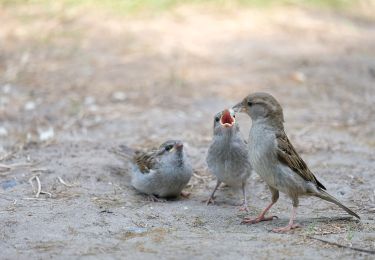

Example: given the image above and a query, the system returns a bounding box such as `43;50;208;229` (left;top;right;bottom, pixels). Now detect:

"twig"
0;162;34;172
29;176;42;198
22;197;47;201
40;191;52;198
57;176;72;187
34;176;41;198
307;235;375;255
0;163;12;170
31;168;49;173
0;151;16;162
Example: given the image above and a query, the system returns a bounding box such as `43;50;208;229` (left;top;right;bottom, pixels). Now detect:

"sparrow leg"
147;195;166;202
180;191;191;198
272;206;300;233
238;182;249;212
206;181;221;205
242;187;279;224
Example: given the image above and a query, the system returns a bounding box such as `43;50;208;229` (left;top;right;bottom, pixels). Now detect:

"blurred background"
1;0;375;258
1;0;374;151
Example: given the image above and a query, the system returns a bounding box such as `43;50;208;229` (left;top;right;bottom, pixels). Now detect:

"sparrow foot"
180;191;191;198
238;202;249;212
238;206;249;212
204;196;216;205
272;223;300;233
241;215;278;224
147;195;166;202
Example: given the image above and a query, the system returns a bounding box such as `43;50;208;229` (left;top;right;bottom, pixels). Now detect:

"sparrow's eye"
233;114;236;118
247;101;253;106
165;145;173;151
215;117;220;122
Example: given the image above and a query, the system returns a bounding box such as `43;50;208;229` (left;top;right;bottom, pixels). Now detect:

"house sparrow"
233;92;360;232
113;140;193;201
206;109;252;211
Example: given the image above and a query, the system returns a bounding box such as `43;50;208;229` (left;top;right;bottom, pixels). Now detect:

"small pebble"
38;127;54;141
0;126;8;137
24;101;36;111
290;71;306;83
2;84;11;94
111;91;127;102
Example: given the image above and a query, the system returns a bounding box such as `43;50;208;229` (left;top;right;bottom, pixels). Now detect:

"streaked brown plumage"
133;150;157;173
276;131;326;190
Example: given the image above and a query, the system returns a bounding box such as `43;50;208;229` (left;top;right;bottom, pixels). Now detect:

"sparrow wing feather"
276;131;326;190
133;149;159;174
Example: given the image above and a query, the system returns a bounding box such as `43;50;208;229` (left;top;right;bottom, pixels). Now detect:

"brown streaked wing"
276;131;326;190
133;149;158;174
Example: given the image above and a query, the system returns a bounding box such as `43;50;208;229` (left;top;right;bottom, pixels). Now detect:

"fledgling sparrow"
113;140;193;201
206;109;252;211
233;92;360;232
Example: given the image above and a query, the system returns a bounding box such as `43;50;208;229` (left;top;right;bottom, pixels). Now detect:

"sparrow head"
213;109;239;135
157;139;185;167
232;92;284;127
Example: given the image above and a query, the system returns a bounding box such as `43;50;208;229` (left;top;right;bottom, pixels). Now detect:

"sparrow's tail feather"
315;190;360;219
109;145;135;160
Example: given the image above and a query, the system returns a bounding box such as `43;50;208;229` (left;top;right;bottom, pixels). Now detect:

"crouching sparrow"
233;92;360;232
206;109;252;211
113;140;193;201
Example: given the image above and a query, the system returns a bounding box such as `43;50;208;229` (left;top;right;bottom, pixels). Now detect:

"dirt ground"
0;3;375;259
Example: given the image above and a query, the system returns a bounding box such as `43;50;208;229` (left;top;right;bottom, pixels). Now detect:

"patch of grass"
346;224;355;241
306;222;316;235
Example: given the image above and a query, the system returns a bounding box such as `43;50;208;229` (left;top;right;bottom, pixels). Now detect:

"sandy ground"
1;3;375;259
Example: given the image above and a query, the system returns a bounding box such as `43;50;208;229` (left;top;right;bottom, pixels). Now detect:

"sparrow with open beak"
233;92;359;232
206;109;252;211
113;140;193;201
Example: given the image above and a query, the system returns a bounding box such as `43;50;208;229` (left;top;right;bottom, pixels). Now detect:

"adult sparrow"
113;140;193;201
233;92;360;232
206;109;252;211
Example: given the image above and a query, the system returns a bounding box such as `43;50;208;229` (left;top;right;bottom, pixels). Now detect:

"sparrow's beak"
220;109;235;128
232;101;245;113
175;142;184;151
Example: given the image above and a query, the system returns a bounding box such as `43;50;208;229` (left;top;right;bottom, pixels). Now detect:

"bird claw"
238;203;249;212
272;223;300;233
204;197;215;205
147;195;166;202
238;206;249;212
241;215;278;224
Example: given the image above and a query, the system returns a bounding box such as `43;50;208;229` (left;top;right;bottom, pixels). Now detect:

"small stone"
24;101;36;111
38;127;54;141
0;126;8;137
111;91;127;102
290;71;306;83
2;84;11;94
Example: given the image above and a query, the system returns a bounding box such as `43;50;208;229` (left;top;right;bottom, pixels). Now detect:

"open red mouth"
220;109;235;127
